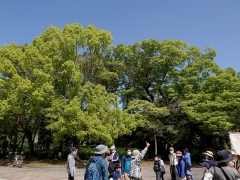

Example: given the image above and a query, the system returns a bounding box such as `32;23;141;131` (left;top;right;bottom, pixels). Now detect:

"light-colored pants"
123;173;130;180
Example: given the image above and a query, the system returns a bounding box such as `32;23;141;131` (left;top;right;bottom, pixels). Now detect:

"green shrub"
22;147;149;160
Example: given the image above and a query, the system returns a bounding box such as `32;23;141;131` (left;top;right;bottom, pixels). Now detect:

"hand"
146;141;150;148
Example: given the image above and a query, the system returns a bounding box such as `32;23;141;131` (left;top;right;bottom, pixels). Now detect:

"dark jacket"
112;152;120;164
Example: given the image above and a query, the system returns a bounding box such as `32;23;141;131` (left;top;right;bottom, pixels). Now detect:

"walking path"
0;165;203;180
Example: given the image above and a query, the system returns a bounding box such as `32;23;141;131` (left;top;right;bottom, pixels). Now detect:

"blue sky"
1;1;239;71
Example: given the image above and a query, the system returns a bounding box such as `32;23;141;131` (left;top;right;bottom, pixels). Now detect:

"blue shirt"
121;155;132;174
113;171;121;180
183;152;192;166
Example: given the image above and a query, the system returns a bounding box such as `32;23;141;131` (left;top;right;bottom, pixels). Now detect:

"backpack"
182;159;191;173
108;160;115;174
85;156;103;180
153;160;161;172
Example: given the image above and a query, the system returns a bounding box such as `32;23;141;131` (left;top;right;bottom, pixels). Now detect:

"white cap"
110;145;116;149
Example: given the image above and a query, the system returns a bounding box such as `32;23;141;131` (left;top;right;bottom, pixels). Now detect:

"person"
200;162;212;180
66;147;78;180
129;141;150;180
176;151;186;180
202;150;218;168
121;147;132;180
2;136;10;157
185;170;194;180
111;163;122;180
159;156;165;180
13;154;23;168
236;155;240;173
207;150;240;180
183;148;192;167
84;144;109;180
153;155;165;180
105;149;113;178
111;145;120;165
169;147;178;180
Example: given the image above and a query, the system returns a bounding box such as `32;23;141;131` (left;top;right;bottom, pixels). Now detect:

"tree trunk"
58;142;63;160
18;134;25;154
25;128;34;157
12;115;20;156
72;136;80;148
154;132;157;155
12;131;18;157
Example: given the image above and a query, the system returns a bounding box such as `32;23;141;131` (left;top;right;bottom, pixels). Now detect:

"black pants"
170;165;177;180
156;172;164;180
68;174;74;180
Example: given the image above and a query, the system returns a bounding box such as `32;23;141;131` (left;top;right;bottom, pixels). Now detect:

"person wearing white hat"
111;145;120;165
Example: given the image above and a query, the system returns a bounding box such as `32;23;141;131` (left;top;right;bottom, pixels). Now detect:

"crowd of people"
168;147;240;180
66;143;240;180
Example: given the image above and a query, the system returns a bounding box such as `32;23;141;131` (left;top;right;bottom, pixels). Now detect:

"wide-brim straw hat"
202;151;214;157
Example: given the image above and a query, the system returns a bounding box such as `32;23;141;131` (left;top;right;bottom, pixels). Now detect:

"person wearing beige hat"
207;150;240;180
129;141;150;180
202;150;217;168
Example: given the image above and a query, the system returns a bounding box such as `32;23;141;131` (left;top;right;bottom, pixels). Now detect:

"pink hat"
176;151;183;156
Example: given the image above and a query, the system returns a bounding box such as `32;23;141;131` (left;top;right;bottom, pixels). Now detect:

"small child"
186;170;194;180
153;155;165;180
111;163;121;180
201;162;212;180
13;155;23;168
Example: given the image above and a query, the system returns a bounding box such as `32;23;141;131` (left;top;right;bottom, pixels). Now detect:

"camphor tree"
113;39;229;153
0;24;137;157
32;24;137;148
0;43;53;156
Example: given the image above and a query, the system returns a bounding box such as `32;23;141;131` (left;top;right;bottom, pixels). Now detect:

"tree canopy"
0;23;240;157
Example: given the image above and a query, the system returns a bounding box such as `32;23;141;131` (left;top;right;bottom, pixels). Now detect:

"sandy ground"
0;164;204;180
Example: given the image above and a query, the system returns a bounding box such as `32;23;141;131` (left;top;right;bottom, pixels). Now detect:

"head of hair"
125;147;131;152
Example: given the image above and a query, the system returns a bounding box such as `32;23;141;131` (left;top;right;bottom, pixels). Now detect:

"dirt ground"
0;159;204;180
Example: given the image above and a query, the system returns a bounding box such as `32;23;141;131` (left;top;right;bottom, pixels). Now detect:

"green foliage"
1;23;240;158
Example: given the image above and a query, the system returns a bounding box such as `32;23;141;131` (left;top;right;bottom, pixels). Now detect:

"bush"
22;147;149;160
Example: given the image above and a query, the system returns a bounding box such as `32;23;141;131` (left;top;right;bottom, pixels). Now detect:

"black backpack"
108;160;115;173
153;160;161;172
182;159;191;173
